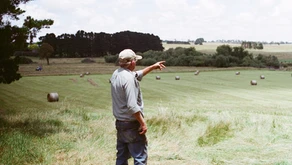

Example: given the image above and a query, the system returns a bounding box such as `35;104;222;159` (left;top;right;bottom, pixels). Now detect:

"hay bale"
175;76;180;80
194;70;200;75
47;93;59;102
156;76;161;80
250;80;257;85
235;72;240;75
260;75;265;79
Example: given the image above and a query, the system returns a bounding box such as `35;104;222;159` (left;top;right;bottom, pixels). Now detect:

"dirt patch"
69;78;78;83
87;78;98;87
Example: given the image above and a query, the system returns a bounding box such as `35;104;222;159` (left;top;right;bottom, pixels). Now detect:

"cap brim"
135;55;142;60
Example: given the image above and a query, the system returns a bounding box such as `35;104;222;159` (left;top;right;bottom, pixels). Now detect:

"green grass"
197;121;233;147
1;69;292;164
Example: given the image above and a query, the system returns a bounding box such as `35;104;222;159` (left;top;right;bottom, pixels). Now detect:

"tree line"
241;41;263;49
105;45;280;68
38;30;164;58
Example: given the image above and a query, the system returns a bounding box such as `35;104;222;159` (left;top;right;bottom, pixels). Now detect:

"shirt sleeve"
123;75;141;115
135;70;144;81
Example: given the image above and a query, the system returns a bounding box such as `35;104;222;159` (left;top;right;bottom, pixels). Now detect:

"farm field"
1;65;292;164
163;42;292;62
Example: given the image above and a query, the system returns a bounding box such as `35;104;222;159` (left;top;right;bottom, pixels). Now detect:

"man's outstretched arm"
142;61;166;77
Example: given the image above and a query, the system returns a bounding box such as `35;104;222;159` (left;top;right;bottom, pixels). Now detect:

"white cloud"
19;3;57;20
12;0;292;42
117;0;135;7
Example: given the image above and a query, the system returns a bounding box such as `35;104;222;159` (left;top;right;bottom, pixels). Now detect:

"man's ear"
130;60;134;64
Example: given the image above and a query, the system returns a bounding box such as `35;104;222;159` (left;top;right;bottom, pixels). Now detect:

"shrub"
142;50;163;59
214;55;229;67
165;57;178;66
104;55;118;63
81;58;96;63
16;56;33;64
190;56;206;66
282;63;288;68
140;58;156;66
176;55;194;66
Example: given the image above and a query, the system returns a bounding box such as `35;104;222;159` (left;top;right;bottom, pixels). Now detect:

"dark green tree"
214;55;229;67
257;43;264;49
0;0;54;84
39;43;54;65
231;46;249;61
23;16;53;44
241;54;255;66
195;38;204;45
216;45;232;56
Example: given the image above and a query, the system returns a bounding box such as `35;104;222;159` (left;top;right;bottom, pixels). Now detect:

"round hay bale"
80;73;84;78
156;76;161;80
47;93;59;102
194;71;200;75
236;72;240;75
260;75;265;79
250;80;257;85
175;76;180;80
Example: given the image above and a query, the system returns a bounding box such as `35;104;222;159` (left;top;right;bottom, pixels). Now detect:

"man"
110;49;165;165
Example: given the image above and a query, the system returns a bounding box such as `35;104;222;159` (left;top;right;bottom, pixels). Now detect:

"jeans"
115;120;148;165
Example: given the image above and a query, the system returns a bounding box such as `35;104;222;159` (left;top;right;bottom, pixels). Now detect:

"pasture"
163;42;292;62
1;60;292;164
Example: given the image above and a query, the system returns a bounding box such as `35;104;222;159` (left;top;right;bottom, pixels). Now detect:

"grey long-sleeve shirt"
110;68;144;121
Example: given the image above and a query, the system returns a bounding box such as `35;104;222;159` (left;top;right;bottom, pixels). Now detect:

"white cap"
119;49;142;61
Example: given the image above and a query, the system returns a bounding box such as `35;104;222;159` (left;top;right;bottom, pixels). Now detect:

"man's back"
110;68;143;121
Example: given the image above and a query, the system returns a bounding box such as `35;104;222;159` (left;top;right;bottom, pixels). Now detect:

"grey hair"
119;58;132;68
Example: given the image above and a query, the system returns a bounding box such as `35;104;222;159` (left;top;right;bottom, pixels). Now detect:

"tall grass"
1;70;292;164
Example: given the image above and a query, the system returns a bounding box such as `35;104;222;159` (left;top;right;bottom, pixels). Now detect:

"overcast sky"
18;0;292;42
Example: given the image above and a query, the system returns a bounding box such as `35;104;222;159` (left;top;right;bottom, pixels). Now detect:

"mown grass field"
1;57;292;164
1;43;292;164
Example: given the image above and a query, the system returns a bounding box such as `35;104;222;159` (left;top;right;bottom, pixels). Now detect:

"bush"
165;57;179;66
14;51;38;57
16;56;33;64
176;55;194;66
142;50;162;59
81;58;96;63
140;58;156;66
214;55;229;67
104;55;118;63
190;56;206;66
282;63;288;68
